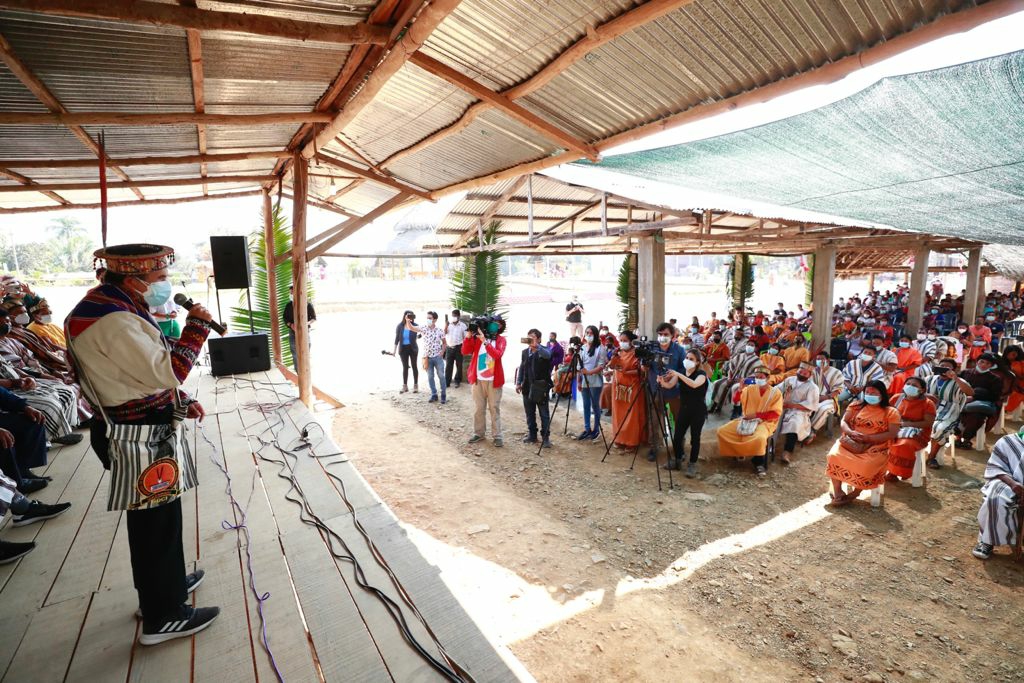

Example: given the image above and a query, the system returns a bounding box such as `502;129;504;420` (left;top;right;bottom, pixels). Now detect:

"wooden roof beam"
0;112;332;126
408;52;598;161
314;152;432;201
0;167;70;206
0;174;275;193
0;150;292;169
0;31;144;200
304;193;417;260
452;175;528;248
0;189;261;215
183;17;207;195
324;178;365;204
1;0;392;45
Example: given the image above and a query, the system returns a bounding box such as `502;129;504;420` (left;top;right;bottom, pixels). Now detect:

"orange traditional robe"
759;352;786;385
608;350;646;448
781;346;808;378
887;395;935;479
717;384;783;457
967;325;992;360
888;346;923;396
826;403;901;490
702;341;730;376
1006;359;1024;413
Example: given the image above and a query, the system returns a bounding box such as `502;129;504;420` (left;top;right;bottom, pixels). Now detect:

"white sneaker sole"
139;613;218;646
0;546;35;564
135;572;205;619
12;506;70;527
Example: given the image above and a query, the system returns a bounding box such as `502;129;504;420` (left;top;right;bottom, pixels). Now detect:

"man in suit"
516;328;553;448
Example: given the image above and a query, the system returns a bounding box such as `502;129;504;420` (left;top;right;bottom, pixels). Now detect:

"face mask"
861;355;874;364
39;314;52;325
904;385;921;397
931;309;939;314
426;319;436;327
13;313;29;326
916;334;925;340
755;378;767;386
927;334;937;341
958;328;967;334
768;348;780;355
619;341;631;351
863;394;881;405
141;280;172;308
691;327;699;334
585;334;595;343
683;359;696;371
977;365;991;373
744;345;755;354
657;335;670;345
680;344;690;351
986;316;995;322
816;360;826;367
899;341;910;348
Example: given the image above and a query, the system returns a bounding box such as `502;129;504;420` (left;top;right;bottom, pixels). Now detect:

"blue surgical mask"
142;280;173;308
899;341;910;348
755;378;767;386
864;394;881;405
904;385;921;397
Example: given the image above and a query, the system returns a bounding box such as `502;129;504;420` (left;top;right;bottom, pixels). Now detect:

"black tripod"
544;350;610;455
600;364;674;490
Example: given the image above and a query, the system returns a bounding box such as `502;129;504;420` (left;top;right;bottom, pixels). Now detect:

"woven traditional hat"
94;244;175;275
751;365;770;376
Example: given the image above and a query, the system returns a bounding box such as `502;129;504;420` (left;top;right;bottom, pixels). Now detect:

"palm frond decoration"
230;204;306;367
616;254;638;332
450;220;506;317
726;253;755;311
804;254;815;307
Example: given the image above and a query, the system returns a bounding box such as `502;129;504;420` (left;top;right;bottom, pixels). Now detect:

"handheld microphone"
173;293;227;336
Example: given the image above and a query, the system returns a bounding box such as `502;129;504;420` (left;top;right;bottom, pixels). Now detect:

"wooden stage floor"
0;368;522;682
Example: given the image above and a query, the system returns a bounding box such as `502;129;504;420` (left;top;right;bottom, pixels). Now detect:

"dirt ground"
331;381;1024;683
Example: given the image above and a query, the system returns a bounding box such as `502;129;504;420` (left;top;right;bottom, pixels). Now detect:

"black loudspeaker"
208;333;271;376
210;235;251;290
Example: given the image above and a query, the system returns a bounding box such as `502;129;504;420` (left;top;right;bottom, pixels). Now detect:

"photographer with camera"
645;322;687;462
565;295;584;340
405;311;447;404
393;310;419;394
516;329;553;448
577;325;607;441
463;315;507;447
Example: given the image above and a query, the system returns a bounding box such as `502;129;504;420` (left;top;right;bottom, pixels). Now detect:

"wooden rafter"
0;31;145;200
302;0;464;159
182;8;207;195
324;178;365;204
0;150;291;169
0;189;261;214
382;0;700;168
305;193;416;260
0;175;275;193
1;0;391;45
407;52;599;161
281;193;363;220
452;175;528;248
536;196;604;250
0;112;333;126
0;167;70;206
314;153;432;201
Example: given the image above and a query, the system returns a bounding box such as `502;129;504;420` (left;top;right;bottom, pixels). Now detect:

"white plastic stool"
870;483;885;508
996;405;1006;434
974;423;987;451
911;448;928;487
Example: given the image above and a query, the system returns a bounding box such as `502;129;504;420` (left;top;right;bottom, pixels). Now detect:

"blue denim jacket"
646;341;687;399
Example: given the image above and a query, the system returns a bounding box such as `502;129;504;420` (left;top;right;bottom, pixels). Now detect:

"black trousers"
523;393;551;438
90;406;187;625
399;344;419;385
445;346;464;386
0;413;48;484
671;405;706;463
783;433;799;452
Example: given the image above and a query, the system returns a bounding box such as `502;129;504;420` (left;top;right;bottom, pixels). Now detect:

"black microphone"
173;293;227;336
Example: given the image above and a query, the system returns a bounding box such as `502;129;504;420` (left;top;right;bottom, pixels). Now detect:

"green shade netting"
592;50;1024;244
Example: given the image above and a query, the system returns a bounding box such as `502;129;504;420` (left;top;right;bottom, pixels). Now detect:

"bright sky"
5;10;1022;256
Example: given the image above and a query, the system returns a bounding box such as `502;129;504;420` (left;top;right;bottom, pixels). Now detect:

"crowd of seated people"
544;283;1024;562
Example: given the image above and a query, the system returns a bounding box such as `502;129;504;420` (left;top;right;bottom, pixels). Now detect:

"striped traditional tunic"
0;357;77;439
977;434;1023;547
926;374;967;441
710;351;759;406
811;365;845;431
842;359;885;391
914;339;937;361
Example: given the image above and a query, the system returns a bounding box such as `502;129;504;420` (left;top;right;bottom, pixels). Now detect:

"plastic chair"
911;447;928;487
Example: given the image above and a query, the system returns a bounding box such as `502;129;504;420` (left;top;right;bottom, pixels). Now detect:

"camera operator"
393;310;419;394
444;309;466;389
565;295;584;340
516;329;552;448
646;322;687;462
463;317;507;447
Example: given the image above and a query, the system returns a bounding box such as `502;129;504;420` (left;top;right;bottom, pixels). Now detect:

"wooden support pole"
263;188;282;365
0;189;261;214
867;272;876;292
0;150;291;169
601;192;608;236
2;0;391;44
185;27;208;194
0;174;275;193
291;154;312;407
0;112;333;126
637;231;665;338
906;245;931;335
527;175;534;242
962;247;983;326
811;246;836;350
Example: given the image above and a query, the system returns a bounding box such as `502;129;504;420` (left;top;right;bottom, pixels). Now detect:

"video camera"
567;335;583;353
633;337;671;371
467;314;505;340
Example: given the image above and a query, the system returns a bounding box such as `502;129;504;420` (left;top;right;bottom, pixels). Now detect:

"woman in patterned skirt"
826;380;901;506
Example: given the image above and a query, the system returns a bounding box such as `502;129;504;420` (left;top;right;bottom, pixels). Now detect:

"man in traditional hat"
66;243;220;645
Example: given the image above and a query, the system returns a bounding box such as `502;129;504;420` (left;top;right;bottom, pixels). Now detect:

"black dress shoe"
52;433;84;446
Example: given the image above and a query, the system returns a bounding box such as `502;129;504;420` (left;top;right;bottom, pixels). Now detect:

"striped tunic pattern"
978;434;1023;547
842;359;885;389
0;358;77;439
106;418;197;511
926;374;967;441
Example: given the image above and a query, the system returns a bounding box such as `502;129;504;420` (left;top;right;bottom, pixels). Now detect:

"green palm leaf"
616;254;638;331
450;220;506;317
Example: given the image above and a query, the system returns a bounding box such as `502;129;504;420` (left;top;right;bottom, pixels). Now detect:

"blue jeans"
581;385;602;431
426;355;446;398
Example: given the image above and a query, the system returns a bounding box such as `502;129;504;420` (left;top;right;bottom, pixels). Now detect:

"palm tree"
47;217;87;270
450;220;506;317
230;204;305;367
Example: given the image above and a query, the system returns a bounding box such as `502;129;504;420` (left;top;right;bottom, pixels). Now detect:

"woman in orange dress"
886;376;936;481
826;380;901;505
1002;345;1024;414
888;333;924;396
760;343;787;385
607;331;646;449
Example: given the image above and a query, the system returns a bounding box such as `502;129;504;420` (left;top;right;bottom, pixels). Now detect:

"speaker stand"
245;287;256;334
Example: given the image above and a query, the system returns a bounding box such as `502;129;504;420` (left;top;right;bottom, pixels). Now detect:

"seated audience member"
1002;345;1024;415
870;333;897;387
781;334;808;379
889;333;924;396
708;339;759;416
914;329;937;363
886;377;936;481
826;380;900;506
966;316;992;365
777;362;818;464
839;346;885;403
925;357;972;468
607;331;645;451
806;351;845;445
701;330;730;378
717;365;782;478
26;297;66;349
1;470;71;563
0;386;51;494
956;353;1004;449
760;342;786;386
972;432;1024;560
4;298;69;377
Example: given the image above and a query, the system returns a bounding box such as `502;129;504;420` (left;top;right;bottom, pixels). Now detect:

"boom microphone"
173;293;227;336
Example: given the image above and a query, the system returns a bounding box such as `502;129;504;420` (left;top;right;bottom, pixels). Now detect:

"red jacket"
462;335;507;387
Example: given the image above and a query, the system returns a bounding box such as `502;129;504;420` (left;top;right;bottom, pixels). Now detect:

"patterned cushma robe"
977;434;1023;548
926;374;967;442
811;364;845;432
841;359;885;400
709;351;759;407
778;375;818;441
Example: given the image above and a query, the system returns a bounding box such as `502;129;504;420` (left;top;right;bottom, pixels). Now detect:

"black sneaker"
136;569;206;618
646;449;657;462
52;433;84;446
16;477;48;495
521;434;538;444
541;438;552;449
12;500;71;527
0;540;36;564
139;605;220;646
972;542;993;560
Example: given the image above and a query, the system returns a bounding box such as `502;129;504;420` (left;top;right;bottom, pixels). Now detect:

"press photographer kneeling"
516;329;552;448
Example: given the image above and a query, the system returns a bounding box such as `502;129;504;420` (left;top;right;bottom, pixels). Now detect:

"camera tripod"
543;350;610;456
599;364;675;491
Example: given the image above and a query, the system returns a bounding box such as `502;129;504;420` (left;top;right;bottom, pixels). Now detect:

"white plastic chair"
911;447;928;487
870;483;885;507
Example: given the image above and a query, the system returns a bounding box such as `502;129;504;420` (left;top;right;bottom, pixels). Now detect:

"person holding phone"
393;310;419;394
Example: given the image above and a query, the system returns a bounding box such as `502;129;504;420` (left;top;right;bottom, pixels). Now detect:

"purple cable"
199;424;285;683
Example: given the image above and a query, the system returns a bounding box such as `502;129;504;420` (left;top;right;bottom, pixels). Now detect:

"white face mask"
426;319;436;327
13;313;29;326
39;314;52;325
585;334;595;343
619;341;631;351
683;359;696;371
904;385;921;397
927;334;937;341
744;345;755;354
657;335;670;345
755;378;767;386
899;341;910;348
